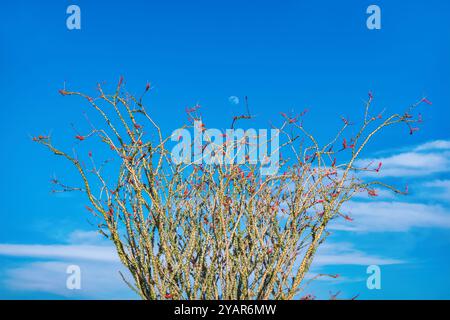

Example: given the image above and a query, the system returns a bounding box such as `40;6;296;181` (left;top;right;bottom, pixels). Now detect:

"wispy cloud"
0;244;118;262
414;140;450;152
0;230;117;262
0;230;134;299
2;261;136;299
356;139;450;178
313;242;403;266
357;151;450;177
67;230;108;245
420;179;450;203
342;139;450;232
332;201;450;232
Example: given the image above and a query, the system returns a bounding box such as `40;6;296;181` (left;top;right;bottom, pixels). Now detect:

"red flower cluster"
342;138;355;149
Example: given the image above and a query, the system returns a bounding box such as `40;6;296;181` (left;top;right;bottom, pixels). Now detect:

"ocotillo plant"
34;78;429;299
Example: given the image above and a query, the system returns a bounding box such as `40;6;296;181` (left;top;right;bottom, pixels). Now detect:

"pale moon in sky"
228;96;239;105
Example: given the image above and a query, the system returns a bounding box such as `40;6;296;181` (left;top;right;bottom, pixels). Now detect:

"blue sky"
1;0;450;299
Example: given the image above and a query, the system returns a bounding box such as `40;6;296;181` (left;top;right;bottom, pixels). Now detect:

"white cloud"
67;230;107;245
356;151;450;178
414;140;450;152
331;201;450;232
0;229;118;262
421;179;450;202
424;179;450;188
0;229;136;299
313;242;403;266
356;139;450;178
3;261;136;299
0;244;118;262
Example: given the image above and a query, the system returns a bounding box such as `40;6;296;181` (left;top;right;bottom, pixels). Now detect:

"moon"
228;96;239;105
